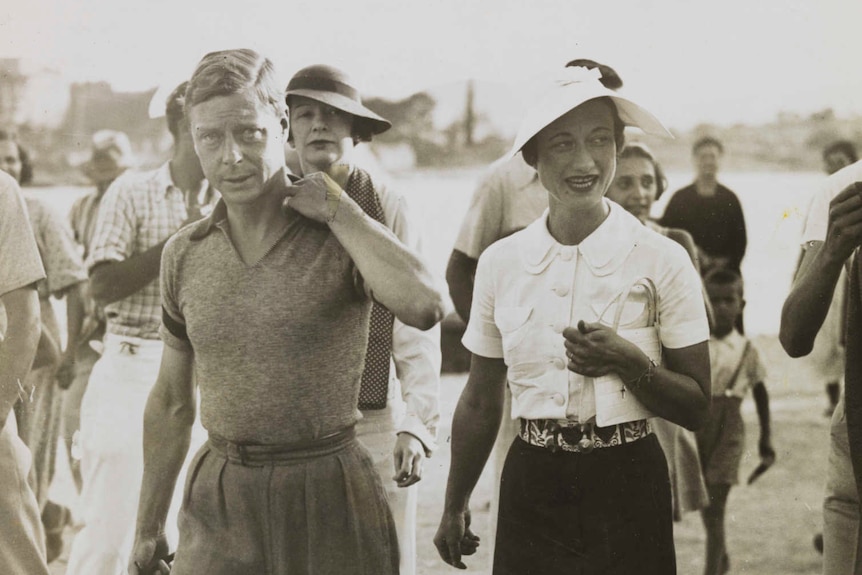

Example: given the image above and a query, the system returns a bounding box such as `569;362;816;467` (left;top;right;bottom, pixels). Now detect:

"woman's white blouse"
462;200;709;422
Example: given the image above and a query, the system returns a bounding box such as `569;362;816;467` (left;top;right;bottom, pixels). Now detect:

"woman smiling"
435;67;711;574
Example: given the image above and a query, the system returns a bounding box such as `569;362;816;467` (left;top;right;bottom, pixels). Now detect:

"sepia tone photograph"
2;0;862;573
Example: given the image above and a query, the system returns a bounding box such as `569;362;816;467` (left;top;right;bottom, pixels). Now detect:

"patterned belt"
518;418;651;454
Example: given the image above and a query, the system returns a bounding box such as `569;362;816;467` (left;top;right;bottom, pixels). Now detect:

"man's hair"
704;267;744;297
521;97;625;169
166;81;189;139
565;58;623;91
823;140;858;164
619;142;668;200
692;136;724;155
0;129;33;185
185;49;285;121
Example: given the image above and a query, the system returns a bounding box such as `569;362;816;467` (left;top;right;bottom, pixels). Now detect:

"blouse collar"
520;199;640;277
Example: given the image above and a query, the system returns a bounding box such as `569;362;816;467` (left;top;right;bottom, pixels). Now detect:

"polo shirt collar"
520;199;639;276
189;199;228;241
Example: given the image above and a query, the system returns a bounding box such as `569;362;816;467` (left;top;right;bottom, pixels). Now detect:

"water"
31;168;824;337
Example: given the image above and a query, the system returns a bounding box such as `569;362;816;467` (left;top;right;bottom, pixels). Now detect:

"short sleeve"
453;169;505;260
159;235;191;352
801;186;831;245
657;246;710;349
0;177;44;295
461;249;504;358
86;176;137;271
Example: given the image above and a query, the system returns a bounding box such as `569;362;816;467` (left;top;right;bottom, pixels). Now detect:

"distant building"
0;59;27;127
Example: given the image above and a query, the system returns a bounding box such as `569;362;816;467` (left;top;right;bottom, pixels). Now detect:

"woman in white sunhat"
434;67;711;574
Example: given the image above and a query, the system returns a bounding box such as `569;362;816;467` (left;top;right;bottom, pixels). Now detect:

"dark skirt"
493;434;675;575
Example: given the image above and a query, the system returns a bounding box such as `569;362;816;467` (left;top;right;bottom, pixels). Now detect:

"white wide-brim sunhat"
510;66;672;157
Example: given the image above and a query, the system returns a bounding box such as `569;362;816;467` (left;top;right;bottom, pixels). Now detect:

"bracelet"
625;358;658;391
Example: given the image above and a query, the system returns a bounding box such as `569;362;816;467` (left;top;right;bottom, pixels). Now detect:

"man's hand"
434;507;480;570
563;321;639;378
128;532;171;574
824;181;862;264
393;433;424;488
282;171;347;224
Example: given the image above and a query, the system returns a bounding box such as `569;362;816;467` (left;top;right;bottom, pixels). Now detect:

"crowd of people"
0;48;859;574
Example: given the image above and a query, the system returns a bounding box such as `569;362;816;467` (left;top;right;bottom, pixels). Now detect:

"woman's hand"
562;320;642;379
281;171;346;224
434;507;480;569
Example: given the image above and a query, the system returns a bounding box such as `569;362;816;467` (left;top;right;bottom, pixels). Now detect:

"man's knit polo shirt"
160;200;371;444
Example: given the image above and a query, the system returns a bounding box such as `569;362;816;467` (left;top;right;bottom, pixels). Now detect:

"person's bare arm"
128;344;196;574
89;242;168;305
285;172;447;330
564;323;711;431
434;354;507;569
56;281;87;388
780;182;862;357
446;250;477;323
0;287;41;425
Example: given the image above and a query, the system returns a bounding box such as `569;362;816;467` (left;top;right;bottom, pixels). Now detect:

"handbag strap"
596;277;659;332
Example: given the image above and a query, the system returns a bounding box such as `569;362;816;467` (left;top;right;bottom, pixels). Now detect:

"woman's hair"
285;97;376;145
185;49;285;122
618;142;668;200
521;97;625;169
823;140;858;164
0;130;33;185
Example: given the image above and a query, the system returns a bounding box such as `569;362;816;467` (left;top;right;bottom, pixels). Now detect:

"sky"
3;0;862;131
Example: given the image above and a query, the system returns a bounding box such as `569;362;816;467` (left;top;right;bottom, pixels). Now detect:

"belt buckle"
576;423;595;453
546;422;561;453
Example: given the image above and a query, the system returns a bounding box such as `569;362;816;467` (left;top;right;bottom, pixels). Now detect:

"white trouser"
0;413;50;575
66;335;205;575
357;399;418;575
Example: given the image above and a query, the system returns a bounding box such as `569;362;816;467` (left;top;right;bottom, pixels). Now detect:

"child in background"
697;268;775;575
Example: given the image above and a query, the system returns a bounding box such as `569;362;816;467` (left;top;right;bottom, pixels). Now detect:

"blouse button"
552;393;566;406
560;247;574;261
553;357;566;370
553;285;570;297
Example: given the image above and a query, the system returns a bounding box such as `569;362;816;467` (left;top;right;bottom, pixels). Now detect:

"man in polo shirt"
0;171;50;575
65;81;215;575
128;48;445;575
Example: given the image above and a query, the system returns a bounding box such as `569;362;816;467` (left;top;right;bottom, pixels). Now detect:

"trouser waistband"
207;427;356;466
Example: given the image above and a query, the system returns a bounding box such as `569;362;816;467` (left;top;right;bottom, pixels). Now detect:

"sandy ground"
48;334;833;574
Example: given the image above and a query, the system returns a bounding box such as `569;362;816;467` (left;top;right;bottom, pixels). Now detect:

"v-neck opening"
219;219;293;269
